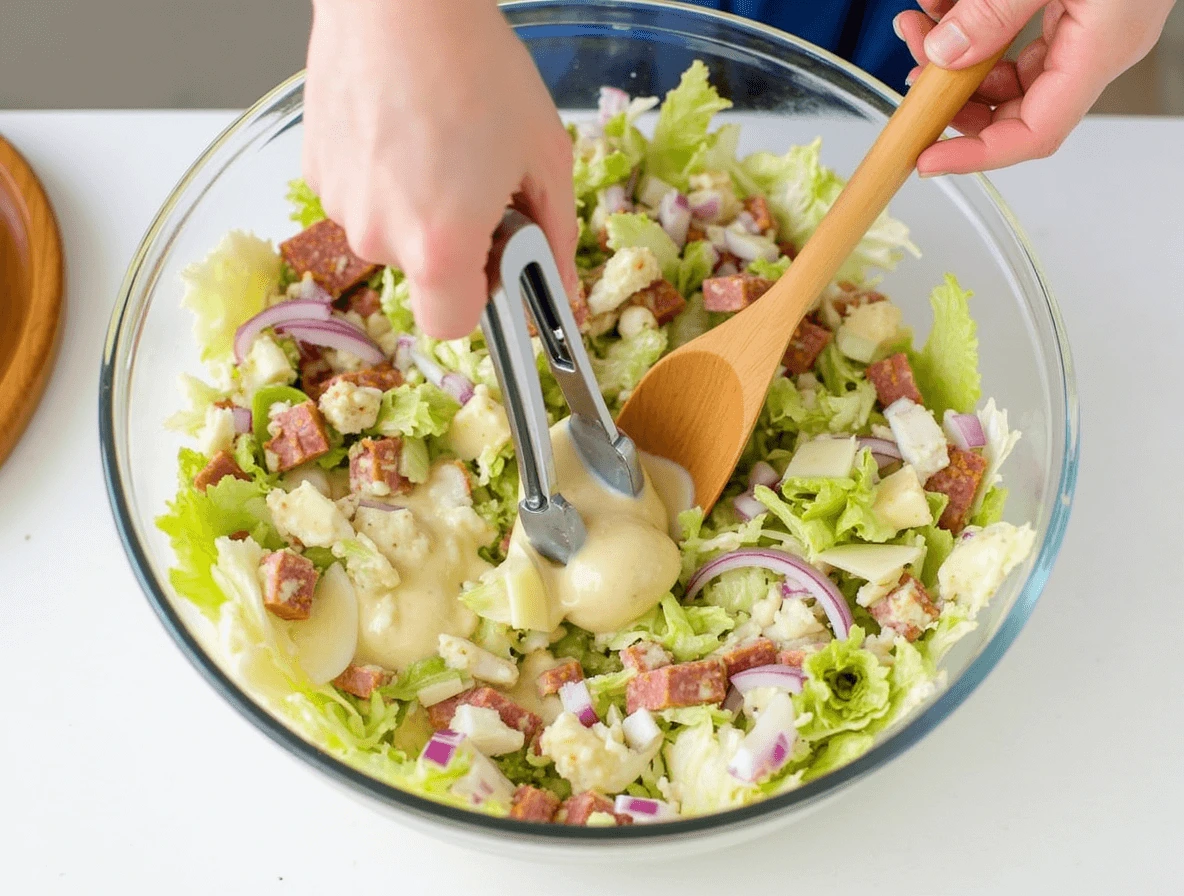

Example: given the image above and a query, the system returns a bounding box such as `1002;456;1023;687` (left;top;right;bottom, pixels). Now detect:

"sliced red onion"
638;175;676;210
559;680;598;727
421;729;466;767
688;189;723;223
944;411;986;451
357;498;406;512
779;582;811;600
230;406;252;434
597;86;631;125
658;191;691;249
291;277;334;304
735;210;761;235
727;693;796;784
684;548;852;639
408;345;475;405
622;708;662;750
724;228;780;263
748;461;780;489
723;686;744;715
274;318;386;366
730;664;805;695
732;490;766;522
233;299;332;363
393;334;415;373
857;436;903;470
715;260;739;277
600;183;631;215
613;795;678;823
442;373;475;405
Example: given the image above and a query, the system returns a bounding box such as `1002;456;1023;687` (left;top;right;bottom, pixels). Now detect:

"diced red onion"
688;189;723;223
600;183;631;215
944;412;986;451
409;345;475;405
684;548;853;639
723;686;744;715
613;795;678;823
451;750;516;807
735;210;761;235
659;190;691;249
274;318;386;366
622;708;661;751
730;664;805;695
638;175;676;210
748;461;780;489
597;86;631;125
442;373;476;405
233;299;332;363
857;436;902;470
393;334;415;373
230;406;252;434
421;729;466;767
559;680;598;728
724;228;780;263
732;490;766;522
727;694;796;783
715;260;739;277
291;277;334;304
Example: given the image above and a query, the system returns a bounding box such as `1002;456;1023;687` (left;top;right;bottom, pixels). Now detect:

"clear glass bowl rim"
99;0;1080;846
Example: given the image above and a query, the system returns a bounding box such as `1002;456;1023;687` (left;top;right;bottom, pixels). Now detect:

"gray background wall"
1;1;1181;113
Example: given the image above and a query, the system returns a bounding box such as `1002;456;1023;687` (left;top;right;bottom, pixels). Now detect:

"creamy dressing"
505;650;565;725
351;462;495;671
507;420;683;635
639;450;697;538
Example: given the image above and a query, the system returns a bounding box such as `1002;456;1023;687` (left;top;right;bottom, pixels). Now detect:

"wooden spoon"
616;55;1005;511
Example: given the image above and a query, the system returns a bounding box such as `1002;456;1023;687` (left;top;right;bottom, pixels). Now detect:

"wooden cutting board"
0;134;63;468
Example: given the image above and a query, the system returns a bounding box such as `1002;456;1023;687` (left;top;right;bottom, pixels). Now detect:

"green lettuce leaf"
793;626;891;741
761;375;876;439
494;748;571;801
379;266;415;334
573;147;634;207
800;730;875;782
250;384;310;445
551;625;620;677
747;256;792;280
604;212;680;281
590;326;668;407
585;668;636;717
908;274;980;416
385;656;467;703
285;178;327;228
608;594;734;662
646;60;733;189
165;375;227;435
701;567;778;614
372;383;459;439
676;240;717;298
971;486;1008;528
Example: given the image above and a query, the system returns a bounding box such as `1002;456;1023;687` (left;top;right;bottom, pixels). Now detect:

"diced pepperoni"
510;785;561;823
323;362;403;396
279;219;380;299
686;222;708;245
264;400;332;472
427;687;543;744
781;318;833;375
870;574;939;641
561;790;633;826
743;195;776;234
597;228;611;253
865;353;924;407
333;663;388;699
259;549;319;621
628;278;686;325
778;240;798;261
713;251;743;274
625;659;728;714
193;450;250;492
298;344;336;401
925;446;988;533
620;641;672;673
702;274;775;312
348;436;410;497
228;530;251;541
344;286;382;318
536;659;584;697
720;638;778;677
777;649;807;668
831;284;886;318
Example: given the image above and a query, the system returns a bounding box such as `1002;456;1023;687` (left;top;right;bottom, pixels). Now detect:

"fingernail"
924;21;970;66
918;169;947;179
892;13;904;41
905;70;917;87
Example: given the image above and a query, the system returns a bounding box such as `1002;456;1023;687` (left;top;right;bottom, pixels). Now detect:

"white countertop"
2;112;1182;893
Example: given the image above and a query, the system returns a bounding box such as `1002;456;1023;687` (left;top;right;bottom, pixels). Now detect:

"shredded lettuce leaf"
590;326;668;407
372;383;459;439
646;60;733;190
909;274;981;416
608;594;734;662
604;212;680;281
165;375;227;435
676;240;718;298
379;266;415;334
285;178;327;228
793;626;891;742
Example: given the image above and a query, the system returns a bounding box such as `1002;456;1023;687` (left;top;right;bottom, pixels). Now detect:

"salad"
159;61;1034;827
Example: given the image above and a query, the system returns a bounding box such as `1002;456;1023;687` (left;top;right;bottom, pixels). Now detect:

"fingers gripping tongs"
481;209;644;565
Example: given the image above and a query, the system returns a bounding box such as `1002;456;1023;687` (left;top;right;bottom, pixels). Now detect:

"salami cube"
259;549;319;621
279;219;379;299
536;659;584;697
831;284;886;318
333;663;388;699
720;638;778;678
193;449;250;492
777;649;807;668
426;689;475;729
870;574;939;641
264;400;332;472
561;790;632;826
865;353;924;408
924;446;988;533
327;362;403;395
620;641;673;673
742;195;776;233
625;659;728;714
777;240;798;261
348;436;410;497
702;274;775;312
686;222;708;245
298;345;336;401
781;318;833;375
629;278;686;325
428;687;543;745
510;785;561;823
344;285;382;318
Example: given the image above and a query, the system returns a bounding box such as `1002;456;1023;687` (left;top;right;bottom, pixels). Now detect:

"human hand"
303;0;577;339
895;0;1178;175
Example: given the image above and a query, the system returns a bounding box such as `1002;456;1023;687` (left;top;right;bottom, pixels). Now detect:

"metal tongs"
482;209;644;565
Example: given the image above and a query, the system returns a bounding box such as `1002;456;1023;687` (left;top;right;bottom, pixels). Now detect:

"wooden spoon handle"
752;52;1007;344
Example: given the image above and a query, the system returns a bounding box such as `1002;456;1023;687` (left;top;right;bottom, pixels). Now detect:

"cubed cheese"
938;522;1036;615
447;385;511;461
266;480;354;548
587;246;662;315
450;705;525;756
438;634;519;687
836;300;903;363
884;398;950;482
318;378;383;434
239;333;296;396
817;543;923;583
783;436;857;479
872;465;934;532
197;405;236;457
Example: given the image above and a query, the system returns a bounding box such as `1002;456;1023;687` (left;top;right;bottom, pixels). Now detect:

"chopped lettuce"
701;567;778;614
794;626;891;742
165;375;227;435
604;212;680;281
372;383;459;439
590;326;668;406
250;384;310;445
676;240;717;298
386;656;467;703
573;146;634;207
646;60;733;190
608;594;734;662
379;266;415;334
285;178;327;228
909;274;980;416
747;256;792;280
971;486;1008;528
762;375;876;439
585;668;636;717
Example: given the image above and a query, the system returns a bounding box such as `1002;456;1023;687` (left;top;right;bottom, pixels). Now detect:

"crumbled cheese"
239;333;296;397
617;304;658;339
438;634;519;687
266;480;354;548
450;705;525;756
197;405;236;457
318;378;383;434
587;246;662;315
540;711;661;794
872;464;934;532
884;398;949;482
938;522;1036;616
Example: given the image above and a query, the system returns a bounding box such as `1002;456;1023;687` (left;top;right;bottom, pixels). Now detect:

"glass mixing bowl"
100;0;1078;858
